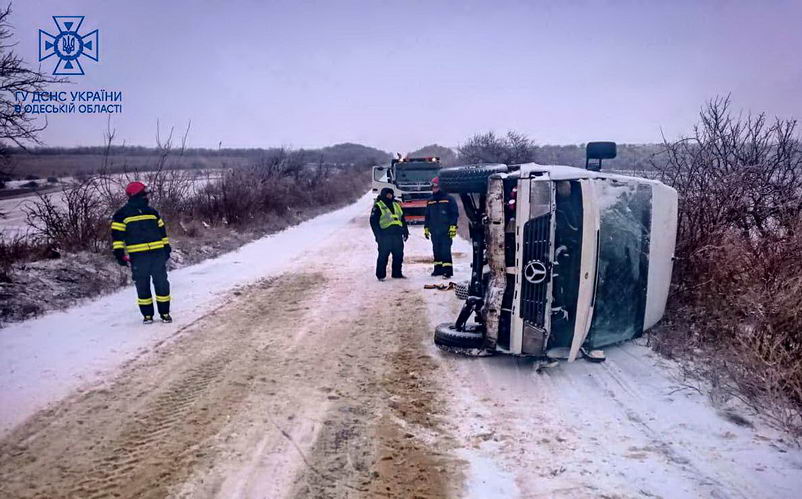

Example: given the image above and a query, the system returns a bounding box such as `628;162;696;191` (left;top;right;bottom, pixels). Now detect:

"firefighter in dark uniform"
370;187;409;280
424;177;459;278
112;182;173;324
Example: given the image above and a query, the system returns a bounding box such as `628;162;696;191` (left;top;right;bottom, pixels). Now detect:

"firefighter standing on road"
370;187;409;280
424;177;459;279
112;182;173;324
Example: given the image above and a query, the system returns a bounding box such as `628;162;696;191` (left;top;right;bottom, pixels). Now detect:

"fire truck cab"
372;157;441;223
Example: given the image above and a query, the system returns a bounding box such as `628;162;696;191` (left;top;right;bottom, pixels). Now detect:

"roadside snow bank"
0;193;372;435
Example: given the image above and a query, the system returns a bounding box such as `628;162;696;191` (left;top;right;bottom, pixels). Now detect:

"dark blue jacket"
424;190;459;235
111;196;170;259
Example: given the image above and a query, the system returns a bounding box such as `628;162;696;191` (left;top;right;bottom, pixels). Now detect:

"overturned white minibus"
434;143;678;362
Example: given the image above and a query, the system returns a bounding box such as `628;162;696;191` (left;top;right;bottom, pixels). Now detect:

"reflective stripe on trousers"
131;250;171;317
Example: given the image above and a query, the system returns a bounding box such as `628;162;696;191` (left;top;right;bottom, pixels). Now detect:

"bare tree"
457;130;537;165
654;95;802;275
0;4;64;163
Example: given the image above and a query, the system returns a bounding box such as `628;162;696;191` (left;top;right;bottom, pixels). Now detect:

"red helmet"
431;176;440;185
125;181;147;197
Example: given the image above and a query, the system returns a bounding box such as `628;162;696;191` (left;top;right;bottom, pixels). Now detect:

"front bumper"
402;200;427;224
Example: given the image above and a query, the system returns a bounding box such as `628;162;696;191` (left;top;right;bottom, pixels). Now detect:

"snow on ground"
0;202;463;499
0;192;372;435
0;194;46;237
2;192;802;498
425;238;802;498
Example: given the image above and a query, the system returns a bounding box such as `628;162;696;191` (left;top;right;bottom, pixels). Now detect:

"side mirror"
373;166;387;182
586;142;617;171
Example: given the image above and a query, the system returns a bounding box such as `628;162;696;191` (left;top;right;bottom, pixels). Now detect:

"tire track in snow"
590;358;735;498
69;351;232;498
0;273;327;498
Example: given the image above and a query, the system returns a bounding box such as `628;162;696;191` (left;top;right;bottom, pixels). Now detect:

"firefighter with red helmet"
111;182;173;324
424;177;459;278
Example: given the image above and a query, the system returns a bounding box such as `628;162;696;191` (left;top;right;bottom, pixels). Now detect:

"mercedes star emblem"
524;260;548;284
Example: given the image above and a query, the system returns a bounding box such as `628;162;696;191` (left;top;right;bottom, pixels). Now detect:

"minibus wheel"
434;322;484;349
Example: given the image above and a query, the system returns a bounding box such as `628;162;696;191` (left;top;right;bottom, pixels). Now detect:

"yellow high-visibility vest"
376;201;404;229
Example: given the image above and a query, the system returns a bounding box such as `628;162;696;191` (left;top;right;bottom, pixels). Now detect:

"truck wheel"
438;164;508;194
434;322;484;349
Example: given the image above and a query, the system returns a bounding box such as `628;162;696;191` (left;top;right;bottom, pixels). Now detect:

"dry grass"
652;97;802;437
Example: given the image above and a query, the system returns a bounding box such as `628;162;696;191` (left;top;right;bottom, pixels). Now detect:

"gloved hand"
403;233;409;242
165;245;172;260
424;227;430;240
116;254;129;267
448;225;457;238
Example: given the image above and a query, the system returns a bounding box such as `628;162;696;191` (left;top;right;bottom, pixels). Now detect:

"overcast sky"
10;0;802;152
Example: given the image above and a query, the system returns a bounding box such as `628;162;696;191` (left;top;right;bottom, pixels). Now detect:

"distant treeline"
10;142;390;162
4;142;391;179
6;140;661;180
17;141;660;166
410;140;662;172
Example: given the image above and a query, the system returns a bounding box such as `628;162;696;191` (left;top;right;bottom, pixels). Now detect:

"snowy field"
0;171;221;238
1;194;800;498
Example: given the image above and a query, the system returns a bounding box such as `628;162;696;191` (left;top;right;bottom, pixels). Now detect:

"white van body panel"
643;183;678;330
568;180;600;362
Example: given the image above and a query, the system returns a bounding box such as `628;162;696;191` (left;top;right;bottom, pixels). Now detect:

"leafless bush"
0;232;40;272
178;219;203;238
659;100;800;266
193;149;366;226
654;96;802;435
23;178;111;252
143;167;196;217
16;113;371;273
457;131;537;164
140;121;195;216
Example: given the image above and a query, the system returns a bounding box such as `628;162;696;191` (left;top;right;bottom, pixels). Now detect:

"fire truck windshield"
395;165;439;184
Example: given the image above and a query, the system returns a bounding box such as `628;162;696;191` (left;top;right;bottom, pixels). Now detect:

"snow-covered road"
1;193;800;498
0;193;372;434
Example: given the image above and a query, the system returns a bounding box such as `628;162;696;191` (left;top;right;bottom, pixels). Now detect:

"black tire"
434;322;484;348
453;280;470;300
438;164;508;194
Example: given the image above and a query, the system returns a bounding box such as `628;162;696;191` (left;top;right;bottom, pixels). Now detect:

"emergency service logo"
38;16;99;76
